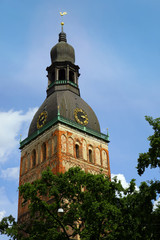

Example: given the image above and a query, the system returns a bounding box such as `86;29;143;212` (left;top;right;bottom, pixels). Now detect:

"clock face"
74;108;88;126
37;111;48;129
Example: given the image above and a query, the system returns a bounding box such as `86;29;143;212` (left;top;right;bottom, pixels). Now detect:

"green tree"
137;116;160;176
151;202;160;238
0;167;159;240
136;116;160;238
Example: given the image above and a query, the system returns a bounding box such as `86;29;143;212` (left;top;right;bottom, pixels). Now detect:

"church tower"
18;25;111;220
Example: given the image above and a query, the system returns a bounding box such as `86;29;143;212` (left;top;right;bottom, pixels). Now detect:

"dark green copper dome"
28;31;100;137
50;32;75;64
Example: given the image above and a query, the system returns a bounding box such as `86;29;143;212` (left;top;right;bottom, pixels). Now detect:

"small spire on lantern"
61;22;64;32
59;11;67;32
57;105;60;116
57;105;60;120
20;134;22;143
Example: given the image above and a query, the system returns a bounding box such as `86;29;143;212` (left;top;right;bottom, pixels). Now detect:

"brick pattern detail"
18;124;111;221
102;150;108;168
61;134;67;153
82;139;87;160
68;137;74;155
95;147;101;165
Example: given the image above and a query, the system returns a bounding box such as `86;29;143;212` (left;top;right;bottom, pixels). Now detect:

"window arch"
75;144;79;158
95;148;101;165
68;137;74;156
59;69;65;80
32;149;36;167
52;135;57;154
102;150;108;168
89;149;93;163
41;143;47;162
61;135;67;153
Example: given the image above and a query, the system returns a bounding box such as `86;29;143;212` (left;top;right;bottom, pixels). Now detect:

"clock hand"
81;115;86;119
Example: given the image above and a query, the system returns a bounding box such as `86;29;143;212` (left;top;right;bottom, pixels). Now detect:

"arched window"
68;137;74;156
59;69;65;80
75;144;79;158
42;143;47;162
102;150;108;168
89;149;93;163
61;135;67;153
95;148;101;165
52;135;57;154
69;70;74;82
32;149;36;167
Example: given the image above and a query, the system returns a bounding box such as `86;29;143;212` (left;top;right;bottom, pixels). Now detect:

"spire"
20;134;22;144
59;12;67;31
57;105;60;116
59;31;67;42
59;12;67;42
61;22;64;32
57;106;61;121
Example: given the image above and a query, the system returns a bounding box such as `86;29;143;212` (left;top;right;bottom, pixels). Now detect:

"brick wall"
18;123;111;219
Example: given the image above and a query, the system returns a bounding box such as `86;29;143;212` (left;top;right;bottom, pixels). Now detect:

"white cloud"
111;173;139;191
0;210;6;221
0;167;19;181
111;173;130;189
0;108;37;163
153;197;160;210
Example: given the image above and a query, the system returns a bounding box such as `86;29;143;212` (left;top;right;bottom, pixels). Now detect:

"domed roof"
28;90;100;137
50;32;75;64
28;30;101;138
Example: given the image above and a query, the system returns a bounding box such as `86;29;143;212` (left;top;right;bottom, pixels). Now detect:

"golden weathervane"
59;11;67;31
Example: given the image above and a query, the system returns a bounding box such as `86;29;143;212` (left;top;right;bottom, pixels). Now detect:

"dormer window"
59;69;65;80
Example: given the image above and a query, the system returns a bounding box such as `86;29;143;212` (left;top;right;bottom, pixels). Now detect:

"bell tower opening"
69;70;74;83
59;69;65;80
52;70;55;82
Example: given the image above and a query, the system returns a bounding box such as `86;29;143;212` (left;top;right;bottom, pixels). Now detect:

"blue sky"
0;0;160;238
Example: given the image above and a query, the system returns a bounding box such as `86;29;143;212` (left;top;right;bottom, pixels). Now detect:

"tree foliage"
137;116;160;176
1;167;160;240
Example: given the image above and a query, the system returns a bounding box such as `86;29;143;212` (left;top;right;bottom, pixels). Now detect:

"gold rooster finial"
59;11;67;31
60;12;67;16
